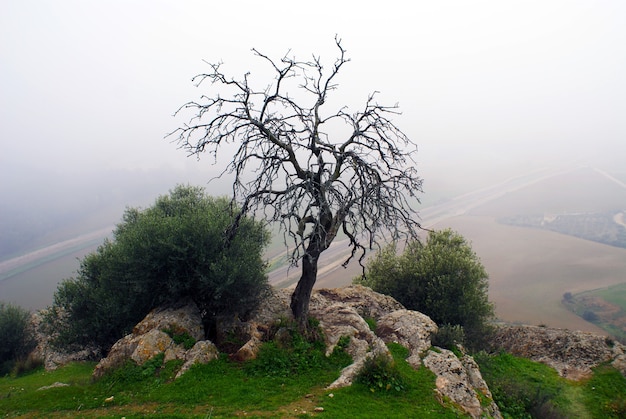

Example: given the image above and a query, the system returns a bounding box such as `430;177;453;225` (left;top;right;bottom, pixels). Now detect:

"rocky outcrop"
93;300;218;379
424;349;502;419
132;299;205;342
89;285;500;417
376;309;438;369
28;310;101;371
489;324;626;380
311;300;390;389
175;340;220;379
313;285;405;319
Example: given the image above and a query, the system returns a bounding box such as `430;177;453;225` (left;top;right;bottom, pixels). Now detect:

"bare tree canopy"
170;38;423;328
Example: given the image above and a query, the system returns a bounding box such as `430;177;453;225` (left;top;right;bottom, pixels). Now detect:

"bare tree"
170;38;423;329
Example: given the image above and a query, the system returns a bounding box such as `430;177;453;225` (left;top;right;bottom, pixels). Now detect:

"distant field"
563;283;626;342
435;216;626;334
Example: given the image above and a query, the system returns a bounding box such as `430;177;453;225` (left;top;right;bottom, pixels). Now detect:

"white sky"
1;0;625;184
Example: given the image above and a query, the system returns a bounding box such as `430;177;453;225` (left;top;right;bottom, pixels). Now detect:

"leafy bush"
162;329;196;350
0;302;35;376
46;185;270;352
356;229;494;350
355;352;405;393
246;321;350;377
432;324;465;350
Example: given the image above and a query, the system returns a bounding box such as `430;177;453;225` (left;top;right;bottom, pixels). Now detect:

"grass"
3;337;625;418
0;331;465;418
475;351;626;419
325;344;464;418
593;282;626;311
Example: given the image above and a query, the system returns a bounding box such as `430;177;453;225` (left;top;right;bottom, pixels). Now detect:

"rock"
94;300;215;379
310;298;390;389
93;334;139;379
175;340;219;378
461;353;502;419
37;382;69;391
314;285;405;320
248;288;292;325
28;310;101;371
376;309;438;369
130;329;178;365
231;333;263;362
132;299;204;342
424;349;501;419
490;324;625;380
214;288;292;358
611;345;626;377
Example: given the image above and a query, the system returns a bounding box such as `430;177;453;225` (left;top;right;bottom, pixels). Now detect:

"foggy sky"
2;1;626;238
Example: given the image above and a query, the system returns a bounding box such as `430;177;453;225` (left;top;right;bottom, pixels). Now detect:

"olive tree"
47;185;269;351
356;229;495;349
170;38;423;329
0;302;34;375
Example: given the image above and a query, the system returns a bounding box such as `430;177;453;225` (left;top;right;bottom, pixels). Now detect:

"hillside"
2;287;626;418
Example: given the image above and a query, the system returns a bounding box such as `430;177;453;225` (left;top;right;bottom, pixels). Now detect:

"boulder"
310;295;390;390
27;310;101;371
93;334;138;379
423;349;502;419
489;324;626;380
313;285;405;320
93;300;216;379
132;299;204;342
130;329;181;365
175;340;219;379
376;309;438;369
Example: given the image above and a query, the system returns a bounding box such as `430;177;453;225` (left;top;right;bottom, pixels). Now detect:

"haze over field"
1;2;625;330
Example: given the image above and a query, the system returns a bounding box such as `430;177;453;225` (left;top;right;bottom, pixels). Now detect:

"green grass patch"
593;282;626;311
582;364;626;418
320;343;466;418
0;338;470;418
475;352;626;419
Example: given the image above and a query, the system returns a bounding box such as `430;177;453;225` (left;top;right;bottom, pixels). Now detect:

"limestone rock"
132;299;204;342
461;353;502;419
424;349;501;419
130;329;177;365
311;299;390;389
175;340;219;378
215;288;291;359
37;382;69;391
231;331;264;362
376;309;438;369
248;287;292;325
93;334;139;379
313;285;405;320
93;300;213;379
490;324;624;380
27;310;101;371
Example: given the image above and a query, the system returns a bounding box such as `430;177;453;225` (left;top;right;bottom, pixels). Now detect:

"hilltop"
2;285;626;418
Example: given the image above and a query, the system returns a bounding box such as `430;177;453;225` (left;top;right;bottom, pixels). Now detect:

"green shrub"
46;185;270;352
356;229;494;351
0;302;35;376
432;324;465;350
162;328;196;350
246;321;350;377
355;351;405;393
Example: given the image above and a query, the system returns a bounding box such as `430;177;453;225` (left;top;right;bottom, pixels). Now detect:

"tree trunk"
290;249;320;330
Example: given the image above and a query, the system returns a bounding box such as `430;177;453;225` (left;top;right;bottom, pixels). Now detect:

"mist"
2;1;626;318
